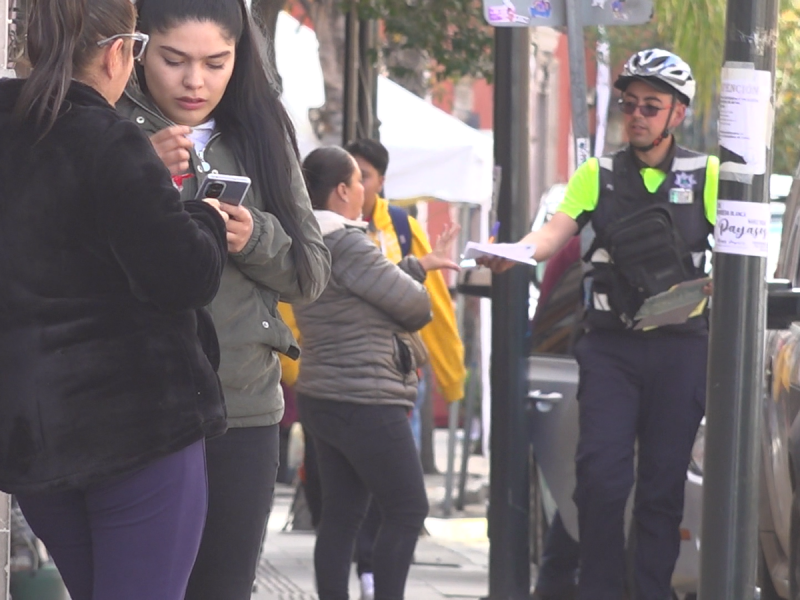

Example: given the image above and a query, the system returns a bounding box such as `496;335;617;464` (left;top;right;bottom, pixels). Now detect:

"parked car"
525;175;793;599
758;174;800;600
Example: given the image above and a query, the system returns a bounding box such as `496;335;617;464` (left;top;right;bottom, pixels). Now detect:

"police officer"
483;49;718;600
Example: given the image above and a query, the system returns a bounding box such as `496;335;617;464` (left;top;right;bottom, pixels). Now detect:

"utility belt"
583;204;700;330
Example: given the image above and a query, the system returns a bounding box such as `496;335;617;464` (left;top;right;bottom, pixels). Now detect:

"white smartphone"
195;173;252;206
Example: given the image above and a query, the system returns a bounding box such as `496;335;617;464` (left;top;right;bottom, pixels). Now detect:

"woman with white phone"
117;1;331;598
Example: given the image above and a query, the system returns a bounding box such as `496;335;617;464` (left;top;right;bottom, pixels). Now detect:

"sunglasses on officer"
617;98;672;118
96;32;150;61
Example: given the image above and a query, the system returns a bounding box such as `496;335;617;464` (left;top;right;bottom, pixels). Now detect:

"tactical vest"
582;146;712;333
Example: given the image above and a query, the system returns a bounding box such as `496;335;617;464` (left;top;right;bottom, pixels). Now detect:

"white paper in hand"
463;241;537;266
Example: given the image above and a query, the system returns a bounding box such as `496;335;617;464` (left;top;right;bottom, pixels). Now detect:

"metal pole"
442;400;459;516
341;5;359;146
699;0;779;597
456;339;480;511
444;208;473;516
488;25;531;599
564;0;591;167
357;18;379;141
533;52;550;205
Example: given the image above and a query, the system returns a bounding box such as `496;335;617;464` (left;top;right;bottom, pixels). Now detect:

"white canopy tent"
274;11;494;207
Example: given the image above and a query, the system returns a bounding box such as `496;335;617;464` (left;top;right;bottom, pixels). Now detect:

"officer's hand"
477;256;515;273
150;126;193;176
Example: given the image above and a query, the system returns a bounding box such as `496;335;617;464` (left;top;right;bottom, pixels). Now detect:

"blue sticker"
530;0;552;18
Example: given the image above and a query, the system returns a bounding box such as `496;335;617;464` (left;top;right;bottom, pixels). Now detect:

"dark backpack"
603;204;692;298
585;204;693;327
387;204;412;258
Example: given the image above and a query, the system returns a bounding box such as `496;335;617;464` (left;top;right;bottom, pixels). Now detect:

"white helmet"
615;49;696;106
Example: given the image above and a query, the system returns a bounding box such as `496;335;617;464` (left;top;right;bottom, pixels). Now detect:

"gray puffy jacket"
295;211;432;407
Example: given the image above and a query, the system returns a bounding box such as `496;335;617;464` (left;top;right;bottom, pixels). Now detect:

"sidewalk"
253;429;491;600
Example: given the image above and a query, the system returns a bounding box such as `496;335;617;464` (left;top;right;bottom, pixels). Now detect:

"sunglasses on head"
96;32;150;61
617;98;671;118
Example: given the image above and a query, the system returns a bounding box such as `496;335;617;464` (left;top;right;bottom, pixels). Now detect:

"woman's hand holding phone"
219;203;254;253
150;126;193;176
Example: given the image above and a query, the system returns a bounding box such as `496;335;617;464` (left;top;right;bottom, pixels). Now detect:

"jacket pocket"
393;333;414;375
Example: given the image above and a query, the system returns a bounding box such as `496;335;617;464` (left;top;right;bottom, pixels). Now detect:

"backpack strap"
388;204;412;258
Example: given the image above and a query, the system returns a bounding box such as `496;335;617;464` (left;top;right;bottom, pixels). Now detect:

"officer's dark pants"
572;330;707;600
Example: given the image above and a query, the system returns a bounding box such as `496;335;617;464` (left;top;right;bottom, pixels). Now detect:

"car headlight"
689;417;706;476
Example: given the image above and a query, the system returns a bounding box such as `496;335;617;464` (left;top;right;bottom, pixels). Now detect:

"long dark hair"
14;0;135;137
136;0;314;289
302;147;357;211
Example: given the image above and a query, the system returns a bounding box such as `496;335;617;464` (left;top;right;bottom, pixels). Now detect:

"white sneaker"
359;572;375;600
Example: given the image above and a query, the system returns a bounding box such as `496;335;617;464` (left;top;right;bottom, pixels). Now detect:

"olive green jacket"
118;87;331;427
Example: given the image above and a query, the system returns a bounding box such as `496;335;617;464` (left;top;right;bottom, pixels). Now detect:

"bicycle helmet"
615;49;695;107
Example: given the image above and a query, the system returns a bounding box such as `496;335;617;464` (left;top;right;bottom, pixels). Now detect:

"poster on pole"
718;66;773;176
576;137;591;167
483;0;653;27
714;200;771;258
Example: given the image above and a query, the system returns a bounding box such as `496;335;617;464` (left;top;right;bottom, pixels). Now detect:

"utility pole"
699;0;779;597
488;25;531;599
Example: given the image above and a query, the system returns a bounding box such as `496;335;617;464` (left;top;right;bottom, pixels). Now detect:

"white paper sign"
463;241;537;266
714;200;771;258
718;67;773;175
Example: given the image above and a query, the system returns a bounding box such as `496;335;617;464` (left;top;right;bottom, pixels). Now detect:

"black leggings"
184;425;280;600
298;396;428;600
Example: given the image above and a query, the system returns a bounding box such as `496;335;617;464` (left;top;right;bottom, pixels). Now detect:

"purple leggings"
16;439;208;600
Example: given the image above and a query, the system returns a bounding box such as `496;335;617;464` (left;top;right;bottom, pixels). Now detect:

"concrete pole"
699;0;779;597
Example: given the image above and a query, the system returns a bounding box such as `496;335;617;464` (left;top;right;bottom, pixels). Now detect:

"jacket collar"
122;74;175;128
313;210;367;236
368;196;392;232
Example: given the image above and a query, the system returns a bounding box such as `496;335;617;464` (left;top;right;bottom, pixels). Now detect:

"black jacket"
0;79;228;493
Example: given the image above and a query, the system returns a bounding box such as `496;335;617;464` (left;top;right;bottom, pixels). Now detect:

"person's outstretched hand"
418;224;461;272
